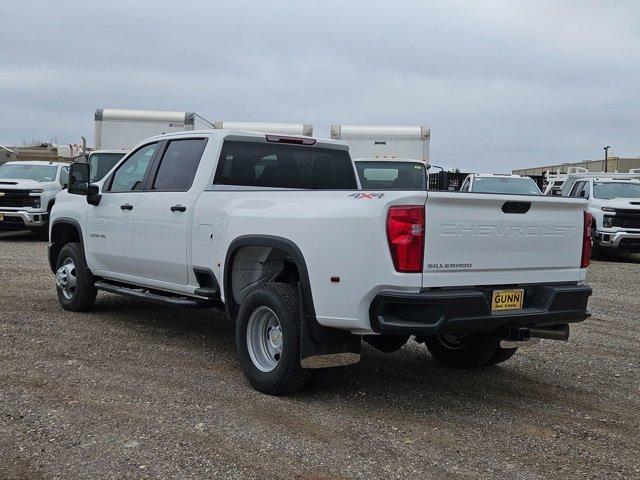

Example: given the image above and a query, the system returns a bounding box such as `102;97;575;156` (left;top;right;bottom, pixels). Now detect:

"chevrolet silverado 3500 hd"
49;130;592;395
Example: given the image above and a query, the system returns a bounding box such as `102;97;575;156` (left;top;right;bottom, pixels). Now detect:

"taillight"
387;205;425;273
581;211;592;268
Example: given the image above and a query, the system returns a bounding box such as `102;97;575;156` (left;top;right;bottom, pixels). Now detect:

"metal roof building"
513;157;640;176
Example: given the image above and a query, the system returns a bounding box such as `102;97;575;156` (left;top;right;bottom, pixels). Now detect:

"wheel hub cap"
246;306;283;372
55;258;77;300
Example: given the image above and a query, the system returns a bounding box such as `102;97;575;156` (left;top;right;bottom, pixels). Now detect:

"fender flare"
48;217;84;273
223;235;316;319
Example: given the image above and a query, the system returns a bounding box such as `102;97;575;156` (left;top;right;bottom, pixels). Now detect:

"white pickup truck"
49;130;592;395
0;160;69;238
562;172;640;255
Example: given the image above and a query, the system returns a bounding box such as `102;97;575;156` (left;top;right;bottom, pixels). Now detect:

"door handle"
171;204;186;212
120;204;133;211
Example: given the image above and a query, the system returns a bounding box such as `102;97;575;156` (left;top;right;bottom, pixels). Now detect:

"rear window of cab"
214;141;357;189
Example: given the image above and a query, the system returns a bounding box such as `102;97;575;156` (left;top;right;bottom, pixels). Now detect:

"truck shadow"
0;231;43;242
594;252;640;264
90;293;589;416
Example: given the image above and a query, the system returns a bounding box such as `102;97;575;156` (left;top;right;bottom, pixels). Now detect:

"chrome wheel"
55;257;77;300
437;333;470;350
246;306;282;372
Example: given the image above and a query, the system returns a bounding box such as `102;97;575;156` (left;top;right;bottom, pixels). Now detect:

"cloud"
0;0;638;171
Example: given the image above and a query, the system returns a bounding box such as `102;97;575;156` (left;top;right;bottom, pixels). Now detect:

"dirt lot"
0;231;639;479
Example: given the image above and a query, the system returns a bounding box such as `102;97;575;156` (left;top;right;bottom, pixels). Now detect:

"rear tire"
55;242;97;312
236;283;312;395
424;332;500;368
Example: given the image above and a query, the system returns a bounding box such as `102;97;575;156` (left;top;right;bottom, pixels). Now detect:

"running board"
94;281;218;308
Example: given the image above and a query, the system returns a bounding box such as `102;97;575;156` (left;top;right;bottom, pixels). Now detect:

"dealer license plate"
491;289;524;311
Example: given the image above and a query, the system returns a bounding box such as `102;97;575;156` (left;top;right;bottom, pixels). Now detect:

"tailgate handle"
502;201;531;214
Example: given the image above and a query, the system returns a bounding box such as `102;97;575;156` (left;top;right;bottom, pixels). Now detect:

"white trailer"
213;121;313;136
330;125;430;162
94;108;213;150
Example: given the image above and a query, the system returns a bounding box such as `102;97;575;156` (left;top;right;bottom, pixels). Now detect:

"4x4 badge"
348;193;385;199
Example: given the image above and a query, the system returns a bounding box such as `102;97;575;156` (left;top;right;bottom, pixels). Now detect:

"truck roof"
468;173;529;179
353;158;426;164
142;129;348;149
331;125;430;140
213;121;313;137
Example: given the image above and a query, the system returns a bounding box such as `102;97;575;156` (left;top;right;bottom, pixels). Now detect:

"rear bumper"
369;283;592;336
0;210;48;230
595;230;640;251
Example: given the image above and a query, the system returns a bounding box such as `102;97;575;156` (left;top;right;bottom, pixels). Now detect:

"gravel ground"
1;231;639;479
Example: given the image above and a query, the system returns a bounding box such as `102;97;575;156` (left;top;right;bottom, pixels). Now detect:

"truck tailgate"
422;192;587;288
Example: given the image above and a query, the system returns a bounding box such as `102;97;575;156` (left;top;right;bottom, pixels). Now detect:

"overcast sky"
1;0;638;171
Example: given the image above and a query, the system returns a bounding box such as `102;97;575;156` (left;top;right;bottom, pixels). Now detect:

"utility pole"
603;145;610;172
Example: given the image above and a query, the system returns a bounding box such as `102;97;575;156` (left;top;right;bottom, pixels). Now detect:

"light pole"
603;145;610;172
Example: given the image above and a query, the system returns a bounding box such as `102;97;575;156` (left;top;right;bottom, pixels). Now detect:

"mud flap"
297;284;361;369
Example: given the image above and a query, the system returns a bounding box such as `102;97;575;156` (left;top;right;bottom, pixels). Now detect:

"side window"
580;182;590;198
152;138;208;191
59;166;69;187
569;181;583;197
108;143;158;192
460;179;470;192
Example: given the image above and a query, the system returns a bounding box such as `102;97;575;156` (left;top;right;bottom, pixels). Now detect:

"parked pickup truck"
49;130;592;395
0;160;69;238
561;172;640;255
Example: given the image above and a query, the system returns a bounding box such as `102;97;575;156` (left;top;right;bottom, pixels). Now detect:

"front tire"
235;283;312;395
55;242;97;312
424;332;501;368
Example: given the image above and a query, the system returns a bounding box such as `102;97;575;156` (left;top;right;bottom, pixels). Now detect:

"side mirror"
425;164;431;170
72;154;89;163
68;162;90;195
579;190;586;198
87;184;101;206
68;162;101;205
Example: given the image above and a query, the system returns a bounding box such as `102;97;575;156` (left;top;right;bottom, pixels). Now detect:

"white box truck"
330;125;430;162
94;108;213;150
213;121;313;136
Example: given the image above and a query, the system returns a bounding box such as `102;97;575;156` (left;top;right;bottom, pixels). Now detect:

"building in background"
0;143;82;165
513;157;640;176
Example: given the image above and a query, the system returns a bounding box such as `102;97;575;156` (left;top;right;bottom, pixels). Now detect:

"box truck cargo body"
212;121;313;136
330;125;430;162
94;109;213;150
